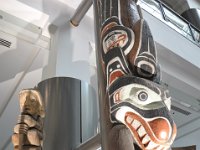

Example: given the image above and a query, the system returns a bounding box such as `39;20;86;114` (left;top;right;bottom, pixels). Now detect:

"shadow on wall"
0;35;43;83
18;0;92;26
17;0;95;84
43;19;93;82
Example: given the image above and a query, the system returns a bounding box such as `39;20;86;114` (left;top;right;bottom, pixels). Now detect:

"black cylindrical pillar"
37;77;81;150
37;77;99;149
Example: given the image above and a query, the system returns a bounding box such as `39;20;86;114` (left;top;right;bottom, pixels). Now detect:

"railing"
138;0;200;46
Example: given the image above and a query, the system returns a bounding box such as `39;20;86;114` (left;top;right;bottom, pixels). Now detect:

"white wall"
187;0;200;8
173;118;200;149
142;10;200;69
24;0;98;90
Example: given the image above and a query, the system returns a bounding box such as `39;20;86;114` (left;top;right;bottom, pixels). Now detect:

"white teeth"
132;120;141;129
138;126;146;137
146;141;158;149
155;145;161;150
157;145;169;150
162;146;170;150
142;134;150;144
126;116;133;124
156;146;164;150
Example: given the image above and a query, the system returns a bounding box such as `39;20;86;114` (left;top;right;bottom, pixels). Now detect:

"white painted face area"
115;106;133;124
114;83;165;108
113;96;176;150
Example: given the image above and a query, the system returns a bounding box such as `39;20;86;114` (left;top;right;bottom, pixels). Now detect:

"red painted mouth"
124;112;177;150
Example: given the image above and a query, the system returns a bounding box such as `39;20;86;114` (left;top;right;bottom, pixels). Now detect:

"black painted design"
98;0;177;149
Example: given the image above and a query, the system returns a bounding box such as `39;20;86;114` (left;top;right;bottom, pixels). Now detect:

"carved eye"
31;98;36;102
117;64;120;68
118;84;164;108
138;91;148;101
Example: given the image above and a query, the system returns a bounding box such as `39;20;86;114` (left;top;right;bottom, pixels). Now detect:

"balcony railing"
138;0;200;46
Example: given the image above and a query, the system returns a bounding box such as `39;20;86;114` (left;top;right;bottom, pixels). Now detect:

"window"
162;6;193;40
138;0;163;20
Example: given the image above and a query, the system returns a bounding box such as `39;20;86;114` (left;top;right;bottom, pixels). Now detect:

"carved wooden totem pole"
11;0;177;149
12;89;45;150
96;0;177;149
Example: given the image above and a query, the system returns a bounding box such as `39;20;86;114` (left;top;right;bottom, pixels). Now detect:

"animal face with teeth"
109;77;177;150
101;17;176;149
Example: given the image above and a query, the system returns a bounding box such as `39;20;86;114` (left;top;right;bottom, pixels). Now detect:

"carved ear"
164;97;171;111
162;89;171;111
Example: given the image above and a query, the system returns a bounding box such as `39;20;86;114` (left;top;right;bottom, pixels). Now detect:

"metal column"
37;77;99;149
70;0;93;26
37;77;81;150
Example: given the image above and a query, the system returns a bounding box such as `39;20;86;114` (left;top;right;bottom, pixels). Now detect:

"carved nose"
148;118;171;142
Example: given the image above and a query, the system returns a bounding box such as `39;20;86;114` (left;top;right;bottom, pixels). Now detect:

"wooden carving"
12;89;45;150
98;0;177;149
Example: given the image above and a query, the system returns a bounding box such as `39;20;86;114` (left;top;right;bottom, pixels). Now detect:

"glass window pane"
191;27;200;43
138;0;163;20
163;6;193;40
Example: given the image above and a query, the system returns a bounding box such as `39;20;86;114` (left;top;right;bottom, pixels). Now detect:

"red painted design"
101;22;118;37
114;91;121;103
109;70;124;86
108;34;127;50
124;112;177;149
149;118;170;141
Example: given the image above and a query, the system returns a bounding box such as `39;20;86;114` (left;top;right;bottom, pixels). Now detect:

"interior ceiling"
0;0;200;149
12;0;93;26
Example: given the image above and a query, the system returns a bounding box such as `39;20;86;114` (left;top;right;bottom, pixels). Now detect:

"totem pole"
94;0;177;149
12;89;45;150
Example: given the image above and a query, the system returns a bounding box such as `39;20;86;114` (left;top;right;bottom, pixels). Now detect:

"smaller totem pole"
12;89;45;150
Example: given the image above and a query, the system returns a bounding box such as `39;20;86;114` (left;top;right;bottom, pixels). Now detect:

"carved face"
101;17;177;149
109;77;177;150
23;94;40;115
19;89;45;117
101;17;134;55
